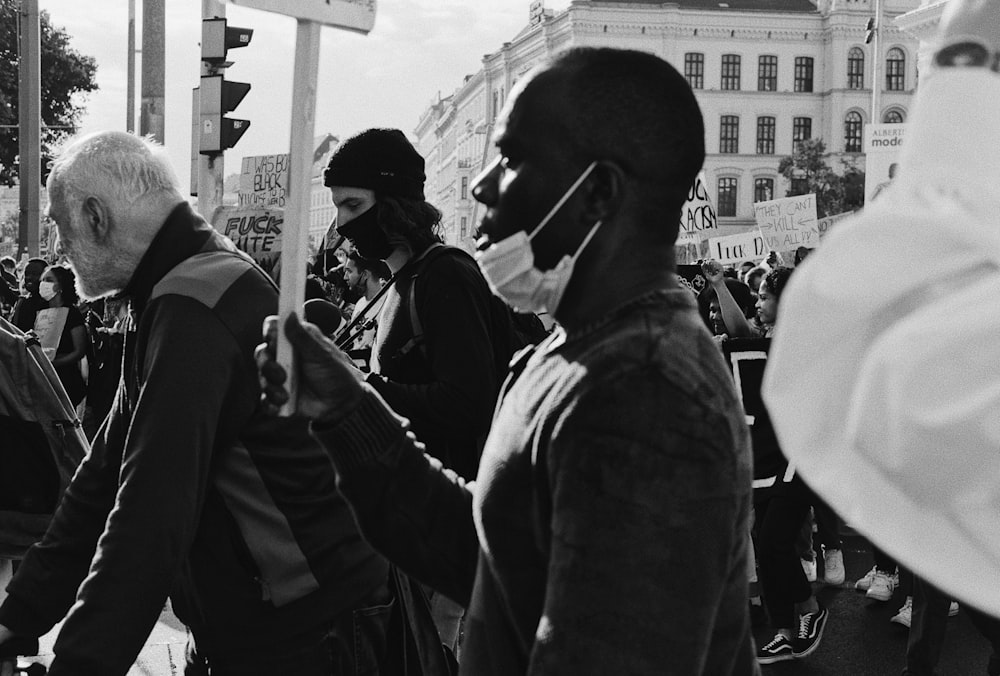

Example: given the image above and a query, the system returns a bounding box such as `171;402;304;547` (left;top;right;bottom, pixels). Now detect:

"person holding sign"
33;265;89;408
0;131;391;675
259;47;756;675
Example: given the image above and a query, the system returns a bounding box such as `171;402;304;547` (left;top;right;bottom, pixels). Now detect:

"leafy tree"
778;138;865;218
0;0;98;186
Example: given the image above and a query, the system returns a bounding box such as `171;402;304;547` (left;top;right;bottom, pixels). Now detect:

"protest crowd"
0;0;999;674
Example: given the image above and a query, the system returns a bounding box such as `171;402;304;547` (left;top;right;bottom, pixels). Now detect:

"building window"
717;178;738;217
883;109;904;124
758;55;777;91
460;217;468;239
720;115;739;154
756;116;776;155
754;178;774;204
461;176;468;199
790;177;809;195
684;52;704;89
721;54;741;90
492;91;498;120
794;57;814;92
792;116;812;150
848;47;865;89
844;111;863;152
886;48;905;91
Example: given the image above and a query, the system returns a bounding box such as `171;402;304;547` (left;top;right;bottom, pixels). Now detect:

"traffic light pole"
18;0;41;259
197;0;227;220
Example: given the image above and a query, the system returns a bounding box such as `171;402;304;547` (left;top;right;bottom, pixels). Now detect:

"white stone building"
414;0;922;241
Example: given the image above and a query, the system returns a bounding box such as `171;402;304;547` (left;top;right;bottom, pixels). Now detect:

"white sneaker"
949;601;959;617
823;548;846;585
891;596;913;627
866;571;896;602
855;565;878;591
801;557;818;582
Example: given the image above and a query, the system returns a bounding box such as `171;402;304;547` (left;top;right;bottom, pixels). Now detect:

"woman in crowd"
38;264;89;409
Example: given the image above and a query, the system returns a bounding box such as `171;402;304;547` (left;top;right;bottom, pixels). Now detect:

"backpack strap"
399;243;472;361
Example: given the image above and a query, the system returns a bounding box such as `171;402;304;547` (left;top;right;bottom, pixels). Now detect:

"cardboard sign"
864;123;907;205
33;307;68;360
212;206;284;279
708;231;766;265
239;154;289;208
753;194;819;251
677;171;719;245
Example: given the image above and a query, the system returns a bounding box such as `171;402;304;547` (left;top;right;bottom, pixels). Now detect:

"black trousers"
754;476;814;630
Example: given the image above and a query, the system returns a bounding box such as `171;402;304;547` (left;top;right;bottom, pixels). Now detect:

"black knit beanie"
323;128;426;200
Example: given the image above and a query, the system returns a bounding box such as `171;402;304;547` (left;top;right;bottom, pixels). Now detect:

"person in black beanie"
324;128;510;655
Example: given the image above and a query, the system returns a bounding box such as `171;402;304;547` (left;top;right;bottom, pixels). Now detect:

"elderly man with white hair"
0;131;391;676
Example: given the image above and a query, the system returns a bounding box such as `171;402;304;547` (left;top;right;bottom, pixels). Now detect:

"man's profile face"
344;260;364;291
472;68;588;272
330;186;376;227
45;192;123;300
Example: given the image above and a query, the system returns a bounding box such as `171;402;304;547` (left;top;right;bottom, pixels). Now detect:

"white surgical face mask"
476;161;601;315
38;280;58;301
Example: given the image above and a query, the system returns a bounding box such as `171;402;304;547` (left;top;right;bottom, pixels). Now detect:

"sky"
39;0;573;193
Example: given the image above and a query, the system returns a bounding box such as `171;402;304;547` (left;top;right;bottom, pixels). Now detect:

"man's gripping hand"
256;313;365;424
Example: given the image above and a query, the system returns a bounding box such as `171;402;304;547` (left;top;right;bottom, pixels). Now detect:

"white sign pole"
277;19;321;414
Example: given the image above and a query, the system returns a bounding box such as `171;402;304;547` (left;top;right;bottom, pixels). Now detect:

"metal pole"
196;0;226;219
140;0;165;143
871;0;882;123
127;0;136;132
18;0;41;258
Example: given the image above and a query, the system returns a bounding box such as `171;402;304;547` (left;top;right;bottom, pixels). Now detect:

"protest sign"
864;123;906;205
212;206;284;279
677;171;718;245
239;154;289;208
33;307;68;361
676;264;708;297
708;231;766;265
753;194;819;251
675;171;718;264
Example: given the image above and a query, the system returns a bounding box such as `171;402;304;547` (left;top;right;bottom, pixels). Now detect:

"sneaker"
793;605;829;658
855;565;878;591
891;596;913;628
757;633;795;664
801;557;818;582
949;601;959;617
866;571;896;602
823;548;846;585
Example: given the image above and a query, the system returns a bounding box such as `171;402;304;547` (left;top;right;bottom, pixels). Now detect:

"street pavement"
757;533;997;675
13;534;997;674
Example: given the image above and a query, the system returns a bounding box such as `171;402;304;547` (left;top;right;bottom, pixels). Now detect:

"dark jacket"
316;288;757;676
366;246;502;480
0;203;387;674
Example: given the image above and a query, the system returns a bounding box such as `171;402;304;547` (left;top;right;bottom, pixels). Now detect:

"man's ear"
81;196;112;241
582;160;626;224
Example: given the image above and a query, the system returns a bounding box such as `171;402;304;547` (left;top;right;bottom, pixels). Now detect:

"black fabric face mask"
336;204;393;261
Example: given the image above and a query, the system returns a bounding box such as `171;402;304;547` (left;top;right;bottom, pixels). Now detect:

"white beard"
61;218;133;301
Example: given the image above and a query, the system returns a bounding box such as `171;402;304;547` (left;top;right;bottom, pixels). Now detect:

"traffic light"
199;75;251;154
201;18;253;64
865;17;876;45
198;18;253;155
